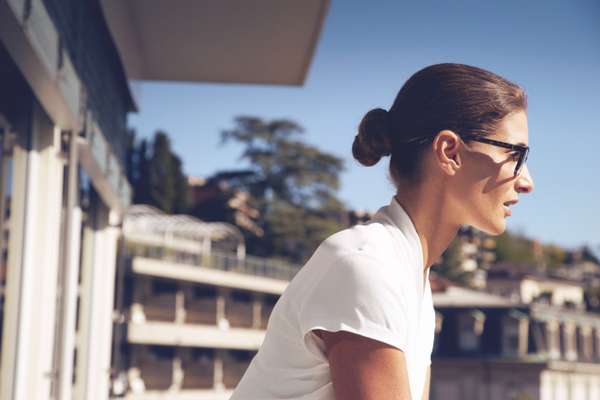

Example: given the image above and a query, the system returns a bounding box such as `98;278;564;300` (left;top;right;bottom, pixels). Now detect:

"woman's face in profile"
457;110;535;235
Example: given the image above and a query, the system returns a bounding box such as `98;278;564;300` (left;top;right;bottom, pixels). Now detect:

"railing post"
213;349;225;391
252;294;263;329
175;287;186;325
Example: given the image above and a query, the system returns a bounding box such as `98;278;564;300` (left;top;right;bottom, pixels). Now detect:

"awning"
100;0;330;85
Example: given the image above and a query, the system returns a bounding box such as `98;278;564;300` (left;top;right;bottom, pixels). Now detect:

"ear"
431;130;462;176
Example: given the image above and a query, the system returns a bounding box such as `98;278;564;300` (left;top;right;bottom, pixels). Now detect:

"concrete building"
112;205;297;399
454;226;496;288
0;1;328;399
486;265;586;309
431;276;600;400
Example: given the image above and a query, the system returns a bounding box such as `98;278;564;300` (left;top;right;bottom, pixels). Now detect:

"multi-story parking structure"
112;205;299;399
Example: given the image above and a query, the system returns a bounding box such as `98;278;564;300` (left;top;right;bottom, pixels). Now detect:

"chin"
472;217;506;236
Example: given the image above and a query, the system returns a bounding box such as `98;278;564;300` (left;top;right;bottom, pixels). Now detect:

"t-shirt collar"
373;196;425;273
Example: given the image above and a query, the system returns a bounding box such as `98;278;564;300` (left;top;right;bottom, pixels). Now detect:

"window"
152;279;177;295
191;347;214;363
457;310;485;352
149;345;174;360
230;290;251;303
0;119;15;352
502;310;528;356
193;285;216;299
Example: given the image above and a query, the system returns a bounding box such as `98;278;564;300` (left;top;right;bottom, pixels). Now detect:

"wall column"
73;204;120;400
55;130;83;400
175;285;186;324
0;103;65;400
214;349;225;391
216;288;229;329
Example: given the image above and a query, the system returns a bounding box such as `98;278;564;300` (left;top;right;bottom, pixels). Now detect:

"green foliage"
494;231;537;265
217;116;346;263
127;130;188;214
542;244;567;268
435;237;474;285
582;245;600;264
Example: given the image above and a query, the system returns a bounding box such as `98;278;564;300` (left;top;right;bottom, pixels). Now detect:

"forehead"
490;110;529;146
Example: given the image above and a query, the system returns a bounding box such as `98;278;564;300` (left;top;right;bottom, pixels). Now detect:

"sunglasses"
462;135;529;177
403;133;530;177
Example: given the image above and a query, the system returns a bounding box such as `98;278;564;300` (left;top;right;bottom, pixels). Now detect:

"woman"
230;63;534;400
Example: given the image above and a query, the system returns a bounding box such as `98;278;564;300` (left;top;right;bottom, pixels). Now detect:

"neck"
394;182;461;270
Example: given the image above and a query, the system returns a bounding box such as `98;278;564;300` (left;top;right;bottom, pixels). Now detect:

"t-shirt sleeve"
298;251;409;353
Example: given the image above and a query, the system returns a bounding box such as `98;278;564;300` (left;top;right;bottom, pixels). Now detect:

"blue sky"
129;0;600;251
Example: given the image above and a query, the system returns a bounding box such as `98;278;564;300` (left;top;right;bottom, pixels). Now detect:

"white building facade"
113;206;296;399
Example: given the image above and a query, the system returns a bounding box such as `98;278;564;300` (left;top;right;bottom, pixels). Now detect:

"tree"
215;116;346;263
434;237;474;286
494;231;537;266
581;245;600;265
542;244;567;268
127;130;188;214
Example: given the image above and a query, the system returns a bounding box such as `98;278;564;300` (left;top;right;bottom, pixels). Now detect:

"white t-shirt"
230;197;435;400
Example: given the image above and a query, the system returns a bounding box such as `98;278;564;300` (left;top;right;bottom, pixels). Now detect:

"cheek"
481;161;517;201
470;176;511;217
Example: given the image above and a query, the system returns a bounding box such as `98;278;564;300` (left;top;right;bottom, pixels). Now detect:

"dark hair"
352;63;527;184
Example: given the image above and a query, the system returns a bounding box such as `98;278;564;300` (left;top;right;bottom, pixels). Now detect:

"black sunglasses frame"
462;135;529;177
402;133;530;177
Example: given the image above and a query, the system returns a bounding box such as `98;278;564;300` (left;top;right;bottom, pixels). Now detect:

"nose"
515;164;534;194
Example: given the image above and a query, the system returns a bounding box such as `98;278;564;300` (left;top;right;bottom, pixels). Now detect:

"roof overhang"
99;0;330;86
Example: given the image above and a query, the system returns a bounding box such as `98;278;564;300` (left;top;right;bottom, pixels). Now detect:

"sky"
129;0;600;251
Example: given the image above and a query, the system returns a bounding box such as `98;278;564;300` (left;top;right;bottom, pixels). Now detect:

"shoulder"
318;220;397;263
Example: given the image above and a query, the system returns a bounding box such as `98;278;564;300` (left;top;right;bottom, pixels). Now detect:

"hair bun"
352;108;393;166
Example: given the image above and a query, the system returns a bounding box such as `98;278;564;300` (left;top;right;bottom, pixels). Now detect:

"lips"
502;199;518;217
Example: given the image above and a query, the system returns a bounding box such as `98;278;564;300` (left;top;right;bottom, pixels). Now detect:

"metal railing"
126;243;299;281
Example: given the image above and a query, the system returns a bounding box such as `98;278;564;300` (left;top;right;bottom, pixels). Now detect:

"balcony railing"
126;245;298;281
181;361;214;389
223;359;250;389
260;303;275;329
185;297;217;325
144;294;177;322
139;360;173;390
226;301;254;328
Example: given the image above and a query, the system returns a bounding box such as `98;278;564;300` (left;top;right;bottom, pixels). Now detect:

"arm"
315;329;412;400
421;366;430;400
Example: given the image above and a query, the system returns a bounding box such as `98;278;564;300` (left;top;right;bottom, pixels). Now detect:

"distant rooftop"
124;204;242;242
433;286;517;308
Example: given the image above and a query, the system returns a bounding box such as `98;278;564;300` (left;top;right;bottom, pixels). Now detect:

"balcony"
130;255;290;295
223;351;253;389
226;292;254;328
144;293;177;322
185;297;217;325
125;346;243;400
181;361;213;389
128;321;265;350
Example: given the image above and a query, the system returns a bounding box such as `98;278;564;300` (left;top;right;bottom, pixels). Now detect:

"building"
0;1;328;399
187;175;264;237
454;226;496;288
486;264;586;309
430;275;600;400
113;206;297;399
